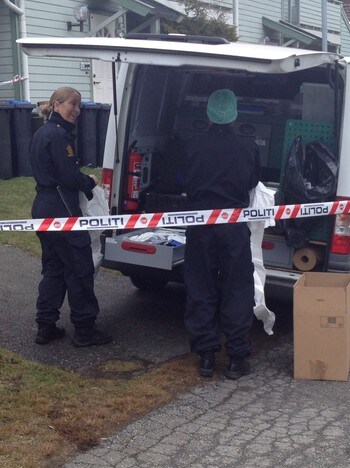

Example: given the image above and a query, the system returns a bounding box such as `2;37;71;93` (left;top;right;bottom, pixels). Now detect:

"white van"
19;34;350;297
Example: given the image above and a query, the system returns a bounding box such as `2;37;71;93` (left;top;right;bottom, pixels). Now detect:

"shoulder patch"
66;144;75;157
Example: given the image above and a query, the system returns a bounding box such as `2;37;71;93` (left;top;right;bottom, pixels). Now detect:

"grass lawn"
0;348;205;467
0;169;204;467
0;176;40;255
0;168;102;256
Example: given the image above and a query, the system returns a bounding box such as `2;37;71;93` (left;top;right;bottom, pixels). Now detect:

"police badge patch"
66;145;75;157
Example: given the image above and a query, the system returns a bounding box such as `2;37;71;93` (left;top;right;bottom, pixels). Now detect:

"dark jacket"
30;112;95;219
185;124;260;210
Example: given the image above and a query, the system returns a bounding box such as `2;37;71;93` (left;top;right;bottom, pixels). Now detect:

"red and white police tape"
1;200;349;232
0;75;28;87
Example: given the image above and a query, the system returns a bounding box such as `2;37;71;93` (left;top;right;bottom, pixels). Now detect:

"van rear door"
18;36;342;73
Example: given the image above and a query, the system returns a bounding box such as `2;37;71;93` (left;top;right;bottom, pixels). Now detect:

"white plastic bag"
248;182;276;335
79;186;109;274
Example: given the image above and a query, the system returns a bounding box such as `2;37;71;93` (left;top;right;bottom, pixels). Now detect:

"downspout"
150;17;160;34
2;0;30;101
322;0;328;51
233;0;239;38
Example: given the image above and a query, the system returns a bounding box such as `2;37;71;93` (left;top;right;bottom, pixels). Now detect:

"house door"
90;13;116;103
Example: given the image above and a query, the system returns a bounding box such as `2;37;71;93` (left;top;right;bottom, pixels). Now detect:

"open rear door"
18;36;343;74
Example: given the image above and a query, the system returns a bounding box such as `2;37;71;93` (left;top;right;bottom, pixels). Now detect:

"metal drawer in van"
262;234;295;269
104;229;185;271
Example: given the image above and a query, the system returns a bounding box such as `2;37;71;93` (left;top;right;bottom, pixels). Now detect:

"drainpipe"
2;0;30;101
233;0;239;38
322;0;328;51
150;17;160;34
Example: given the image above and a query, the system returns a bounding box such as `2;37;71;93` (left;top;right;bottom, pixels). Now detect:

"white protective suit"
249;182;276;335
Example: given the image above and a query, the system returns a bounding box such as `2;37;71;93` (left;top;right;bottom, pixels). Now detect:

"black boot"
35;324;65;345
224;356;251;380
198;350;215;377
73;325;112;348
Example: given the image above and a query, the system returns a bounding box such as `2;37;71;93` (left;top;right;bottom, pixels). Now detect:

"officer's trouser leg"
184;226;221;353
218;224;255;357
36;233;99;327
54;237;99;326
36;234;66;325
63;242;99;327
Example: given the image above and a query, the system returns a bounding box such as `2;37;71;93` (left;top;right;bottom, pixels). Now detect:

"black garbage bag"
284;137;338;204
282;136;305;204
277;137;338;248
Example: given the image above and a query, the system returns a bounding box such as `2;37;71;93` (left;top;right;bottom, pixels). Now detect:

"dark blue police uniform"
30;111;98;329
184;124;260;358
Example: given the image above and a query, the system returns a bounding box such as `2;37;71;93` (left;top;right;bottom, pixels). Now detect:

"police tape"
0;200;349;232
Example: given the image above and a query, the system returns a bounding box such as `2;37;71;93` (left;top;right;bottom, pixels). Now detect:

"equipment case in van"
104;228;186;271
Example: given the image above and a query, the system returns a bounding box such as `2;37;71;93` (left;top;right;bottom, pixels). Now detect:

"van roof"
18;37;344;74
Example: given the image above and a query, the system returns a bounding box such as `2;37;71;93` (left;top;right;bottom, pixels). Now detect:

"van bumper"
327;252;350;273
265;268;302;301
265;261;350;301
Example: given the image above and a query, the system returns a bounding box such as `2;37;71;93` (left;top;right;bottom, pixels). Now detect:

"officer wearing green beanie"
184;88;260;379
207;88;238;125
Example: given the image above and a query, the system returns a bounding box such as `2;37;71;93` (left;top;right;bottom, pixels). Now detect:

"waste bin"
31;113;44;135
0;102;15;179
97;103;111;167
10;100;36;176
77;101;101;168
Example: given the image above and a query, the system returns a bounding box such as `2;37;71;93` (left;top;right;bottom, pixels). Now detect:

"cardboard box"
294;272;350;381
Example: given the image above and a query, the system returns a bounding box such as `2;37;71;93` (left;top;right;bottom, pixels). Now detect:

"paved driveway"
3;244;349;468
0;243;190;370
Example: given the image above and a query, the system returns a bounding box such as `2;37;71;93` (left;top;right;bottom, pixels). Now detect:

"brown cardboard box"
294;272;350;381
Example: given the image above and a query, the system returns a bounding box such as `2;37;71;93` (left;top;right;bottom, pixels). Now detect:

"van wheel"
130;276;168;292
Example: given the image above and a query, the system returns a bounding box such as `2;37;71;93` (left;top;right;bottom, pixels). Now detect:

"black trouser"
184;223;255;357
36;231;99;328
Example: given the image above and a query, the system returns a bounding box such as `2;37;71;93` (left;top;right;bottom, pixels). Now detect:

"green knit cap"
207;88;238;125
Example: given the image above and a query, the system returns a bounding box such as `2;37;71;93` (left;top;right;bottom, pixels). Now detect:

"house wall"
340;10;350;56
237;0;282;44
3;0;350;105
237;0;345;49
0;5;16;100
300;0;341;33
2;0;187;105
24;0;92;104
299;0;342;51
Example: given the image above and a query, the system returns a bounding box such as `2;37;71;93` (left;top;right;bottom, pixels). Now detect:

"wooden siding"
340;11;350;56
238;0;345;46
238;0;282;43
0;6;16;100
24;0;92;104
281;0;300;24
300;0;341;33
281;0;289;22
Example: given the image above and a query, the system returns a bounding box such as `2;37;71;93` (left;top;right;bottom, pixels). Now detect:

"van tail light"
331;197;350;254
101;168;113;207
